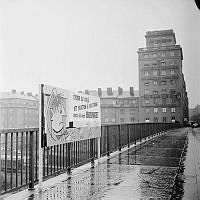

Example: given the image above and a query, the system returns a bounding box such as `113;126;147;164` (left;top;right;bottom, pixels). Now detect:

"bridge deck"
2;128;200;200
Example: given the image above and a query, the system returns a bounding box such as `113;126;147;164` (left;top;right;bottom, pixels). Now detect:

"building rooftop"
83;88;139;98
145;29;174;36
0;91;38;101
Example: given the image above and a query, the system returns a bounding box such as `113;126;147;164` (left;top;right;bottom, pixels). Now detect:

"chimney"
85;90;89;95
107;87;113;96
118;87;123;95
130;87;134;96
21;91;24;95
12;89;16;94
98;88;102;97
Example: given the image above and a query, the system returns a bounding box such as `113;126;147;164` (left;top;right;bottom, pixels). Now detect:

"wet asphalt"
20;127;200;200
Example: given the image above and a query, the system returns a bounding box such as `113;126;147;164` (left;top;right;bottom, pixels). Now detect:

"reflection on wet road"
26;128;194;200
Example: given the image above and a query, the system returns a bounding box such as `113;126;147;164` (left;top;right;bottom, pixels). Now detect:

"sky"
0;0;200;108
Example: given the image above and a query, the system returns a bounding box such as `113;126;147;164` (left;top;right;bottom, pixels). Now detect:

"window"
171;98;176;104
161;88;167;92
120;118;125;123
145;118;150;122
130;117;135;122
161;70;166;76
144;54;149;58
145;99;150;104
120;109;125;114
144;82;149;86
105;118;108;122
145;108;150;114
144;64;149;67
154;117;158;122
153;80;158;85
112;118;115;122
161;52;165;57
170;80;175;85
154;98;159;104
170;51;174;56
161;62;166;66
162;98;167;105
144;71;149;76
153;91;158;95
169;60;175;65
153;70;158;76
153;63;157;66
170;90;176;95
171;108;176;113
130;109;135;115
112;101;116;105
153;108;158;113
144;89;150;95
171;116;175;122
105;109;108;113
170;70;175;75
153;53;157;58
162;108;167;113
161;81;166;85
163;117;167;122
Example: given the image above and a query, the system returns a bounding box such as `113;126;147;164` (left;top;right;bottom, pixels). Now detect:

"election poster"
41;84;101;147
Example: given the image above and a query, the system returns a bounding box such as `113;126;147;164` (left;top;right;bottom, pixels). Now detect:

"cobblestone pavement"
21;128;191;200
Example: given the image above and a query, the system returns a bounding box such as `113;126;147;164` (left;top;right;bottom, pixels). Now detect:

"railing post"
90;138;94;166
28;131;35;190
107;126;110;156
127;124;130;148
118;125;121;151
67;143;71;173
140;124;142;142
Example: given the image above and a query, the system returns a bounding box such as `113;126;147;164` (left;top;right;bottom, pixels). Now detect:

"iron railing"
0;122;181;195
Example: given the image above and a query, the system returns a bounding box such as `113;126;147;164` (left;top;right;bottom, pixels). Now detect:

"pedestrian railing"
0;122;181;195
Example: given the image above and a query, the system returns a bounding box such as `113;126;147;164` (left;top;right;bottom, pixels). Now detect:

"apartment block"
138;29;188;124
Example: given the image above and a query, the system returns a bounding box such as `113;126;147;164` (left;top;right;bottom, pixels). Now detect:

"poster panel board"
42;84;101;147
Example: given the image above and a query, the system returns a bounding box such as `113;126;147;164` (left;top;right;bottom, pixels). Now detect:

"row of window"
144;69;175;77
144;98;176;104
143;60;178;67
142;51;178;59
145;116;176;123
144;89;176;95
144;79;176;86
103;117;136;123
103;108;137;114
145;107;176;114
101;99;137;105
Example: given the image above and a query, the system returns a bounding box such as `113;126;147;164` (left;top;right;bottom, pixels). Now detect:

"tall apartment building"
85;87;139;124
0;90;39;129
138;29;189;124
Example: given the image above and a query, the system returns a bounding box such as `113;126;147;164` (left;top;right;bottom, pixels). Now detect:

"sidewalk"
182;128;200;200
2;127;199;200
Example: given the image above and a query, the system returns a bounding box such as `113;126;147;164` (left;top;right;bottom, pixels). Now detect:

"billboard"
41;84;101;147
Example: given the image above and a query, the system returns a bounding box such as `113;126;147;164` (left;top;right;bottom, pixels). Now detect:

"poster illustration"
42;84;101;147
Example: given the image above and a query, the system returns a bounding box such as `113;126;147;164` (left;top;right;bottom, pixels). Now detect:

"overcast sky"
0;0;199;107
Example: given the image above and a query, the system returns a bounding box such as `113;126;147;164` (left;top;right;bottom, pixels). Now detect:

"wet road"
21;127;194;200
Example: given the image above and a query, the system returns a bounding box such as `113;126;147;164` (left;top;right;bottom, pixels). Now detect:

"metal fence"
0;122;181;195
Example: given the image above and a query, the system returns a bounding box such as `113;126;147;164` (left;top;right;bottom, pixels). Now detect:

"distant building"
84;87;139;124
138;29;189;124
189;104;200;119
0;90;39;129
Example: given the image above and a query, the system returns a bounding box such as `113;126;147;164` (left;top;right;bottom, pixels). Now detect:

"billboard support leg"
97;137;100;162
